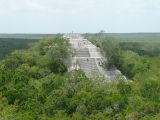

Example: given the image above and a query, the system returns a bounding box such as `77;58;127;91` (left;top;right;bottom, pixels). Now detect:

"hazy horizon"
1;32;160;34
0;0;160;33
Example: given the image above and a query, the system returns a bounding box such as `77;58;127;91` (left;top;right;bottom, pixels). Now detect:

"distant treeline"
0;34;56;39
85;33;160;57
120;42;160;57
0;38;39;59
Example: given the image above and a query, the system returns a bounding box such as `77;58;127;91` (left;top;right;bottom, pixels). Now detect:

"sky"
0;0;160;33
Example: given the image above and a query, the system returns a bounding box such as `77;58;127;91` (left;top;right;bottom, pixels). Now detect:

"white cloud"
1;0;160;15
0;0;160;33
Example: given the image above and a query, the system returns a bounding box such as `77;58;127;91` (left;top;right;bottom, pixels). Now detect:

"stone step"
75;48;90;57
77;58;99;74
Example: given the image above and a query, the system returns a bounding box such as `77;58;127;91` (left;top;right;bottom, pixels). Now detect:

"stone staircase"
75;47;99;75
76;48;90;57
77;58;99;75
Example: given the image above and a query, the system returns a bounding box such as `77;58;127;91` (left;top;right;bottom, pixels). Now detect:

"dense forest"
0;34;160;119
0;38;38;59
0;34;56;60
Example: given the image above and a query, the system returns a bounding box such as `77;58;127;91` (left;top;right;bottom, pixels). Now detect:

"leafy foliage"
0;34;159;119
